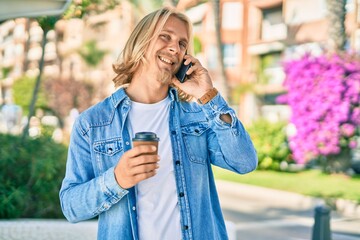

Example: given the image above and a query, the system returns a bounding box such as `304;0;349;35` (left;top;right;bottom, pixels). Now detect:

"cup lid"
132;132;159;141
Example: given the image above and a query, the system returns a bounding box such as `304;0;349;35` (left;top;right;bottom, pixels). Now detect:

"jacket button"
179;192;184;197
175;160;180;165
183;225;189;230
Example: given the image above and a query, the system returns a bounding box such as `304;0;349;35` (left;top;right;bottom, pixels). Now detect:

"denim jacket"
59;87;257;240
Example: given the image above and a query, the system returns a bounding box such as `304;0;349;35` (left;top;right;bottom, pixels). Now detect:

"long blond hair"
112;7;193;89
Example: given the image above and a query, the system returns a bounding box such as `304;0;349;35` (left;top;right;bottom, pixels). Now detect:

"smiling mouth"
159;56;175;65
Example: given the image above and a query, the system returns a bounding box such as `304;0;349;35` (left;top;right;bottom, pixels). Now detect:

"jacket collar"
110;86;129;108
168;87;180;102
110;85;180;108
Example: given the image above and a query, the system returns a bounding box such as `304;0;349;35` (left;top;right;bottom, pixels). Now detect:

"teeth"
159;56;173;64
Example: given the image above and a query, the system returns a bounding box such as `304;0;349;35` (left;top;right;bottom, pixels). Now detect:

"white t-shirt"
128;96;182;240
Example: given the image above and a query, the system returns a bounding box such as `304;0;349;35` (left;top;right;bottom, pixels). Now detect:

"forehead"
159;15;189;41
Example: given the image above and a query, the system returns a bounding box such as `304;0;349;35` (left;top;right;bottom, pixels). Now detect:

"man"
60;7;257;240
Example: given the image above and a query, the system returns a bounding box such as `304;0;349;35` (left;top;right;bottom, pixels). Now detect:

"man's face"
144;15;189;84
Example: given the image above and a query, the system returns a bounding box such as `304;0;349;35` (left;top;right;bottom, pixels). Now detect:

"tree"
21;0;122;139
22;16;58;140
78;40;107;67
44;76;94;126
12;75;48;116
326;0;347;51
211;0;229;102
63;0;121;19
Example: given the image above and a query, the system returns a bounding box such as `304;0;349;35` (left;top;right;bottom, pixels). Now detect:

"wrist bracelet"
197;88;218;105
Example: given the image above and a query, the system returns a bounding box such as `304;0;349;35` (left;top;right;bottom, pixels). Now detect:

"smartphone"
175;60;192;83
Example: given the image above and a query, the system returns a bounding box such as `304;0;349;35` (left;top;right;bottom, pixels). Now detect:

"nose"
168;42;180;55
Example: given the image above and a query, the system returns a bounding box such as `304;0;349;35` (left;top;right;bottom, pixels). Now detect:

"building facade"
1;0;359;132
188;0;359;124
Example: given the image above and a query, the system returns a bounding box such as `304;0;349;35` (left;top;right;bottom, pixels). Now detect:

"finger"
184;55;201;66
186;64;201;75
128;154;160;168
183;54;191;62
130;162;159;175
184;57;192;65
126;145;157;158
134;170;157;182
189;63;209;76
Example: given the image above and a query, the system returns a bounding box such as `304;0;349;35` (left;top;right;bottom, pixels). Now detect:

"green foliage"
40;125;57;138
193;35;202;55
214;168;360;203
0;134;67;218
78;40;107;67
258;53;281;84
36;16;58;32
63;0;121;19
231;82;255;103
12;75;48;116
247;119;293;170
1;66;13;78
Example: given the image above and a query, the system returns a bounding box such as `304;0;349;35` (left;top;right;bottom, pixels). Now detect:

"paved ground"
217;180;360;240
0;181;359;240
0;219;97;240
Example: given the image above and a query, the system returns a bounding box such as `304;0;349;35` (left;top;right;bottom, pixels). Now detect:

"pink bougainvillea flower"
278;53;360;163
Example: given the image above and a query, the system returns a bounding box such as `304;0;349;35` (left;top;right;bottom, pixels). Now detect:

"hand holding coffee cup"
132;132;159;154
114;132;160;189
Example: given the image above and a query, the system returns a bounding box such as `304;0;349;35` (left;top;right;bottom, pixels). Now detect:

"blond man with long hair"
60;7;257;240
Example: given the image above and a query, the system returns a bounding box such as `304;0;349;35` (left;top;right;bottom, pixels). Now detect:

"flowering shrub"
247;119;293;170
278;53;360;165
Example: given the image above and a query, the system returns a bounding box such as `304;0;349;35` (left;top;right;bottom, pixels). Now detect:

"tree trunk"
326;0;346;51
22;29;48;140
212;0;229;102
22;19;31;72
324;148;352;174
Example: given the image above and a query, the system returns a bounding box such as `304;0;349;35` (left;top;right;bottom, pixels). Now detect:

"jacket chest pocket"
93;137;123;171
181;122;209;164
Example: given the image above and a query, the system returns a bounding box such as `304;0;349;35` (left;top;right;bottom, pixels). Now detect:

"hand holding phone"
175;60;192;83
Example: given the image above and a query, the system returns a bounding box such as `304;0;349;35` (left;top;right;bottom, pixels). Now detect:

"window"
258;52;284;85
262;6;287;41
206;45;217;69
223;43;240;68
222;2;243;30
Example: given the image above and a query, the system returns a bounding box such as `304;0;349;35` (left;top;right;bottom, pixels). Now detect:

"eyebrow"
161;29;189;43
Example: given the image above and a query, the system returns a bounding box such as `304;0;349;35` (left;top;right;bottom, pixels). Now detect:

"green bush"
247;119;293;170
0;134;67;218
12;75;48;116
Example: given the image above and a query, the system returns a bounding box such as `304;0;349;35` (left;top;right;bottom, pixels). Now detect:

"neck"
126;73;169;104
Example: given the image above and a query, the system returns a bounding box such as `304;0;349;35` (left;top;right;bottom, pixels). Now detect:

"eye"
160;34;170;41
179;41;187;50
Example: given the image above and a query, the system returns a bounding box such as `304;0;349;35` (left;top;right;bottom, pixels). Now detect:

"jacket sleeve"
201;93;258;174
59;118;128;223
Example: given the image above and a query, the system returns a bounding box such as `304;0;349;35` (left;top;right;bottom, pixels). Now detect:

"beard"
157;68;173;85
155;50;180;85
